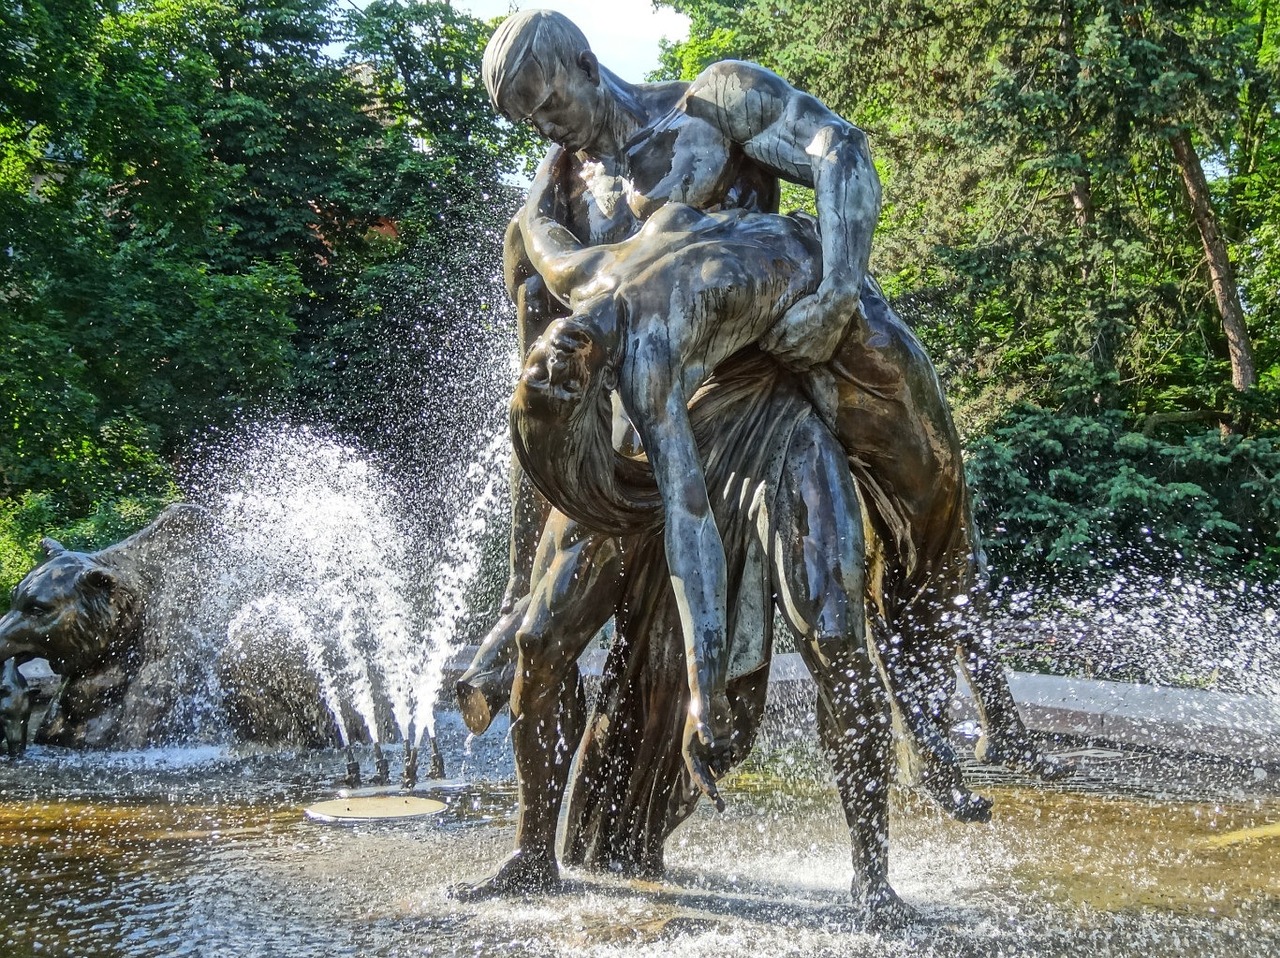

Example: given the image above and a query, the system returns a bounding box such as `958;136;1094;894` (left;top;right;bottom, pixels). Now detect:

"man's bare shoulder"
687;59;794;100
681;60;850;146
675;60;802;139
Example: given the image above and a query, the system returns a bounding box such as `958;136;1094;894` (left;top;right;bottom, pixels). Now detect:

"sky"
454;1;691;82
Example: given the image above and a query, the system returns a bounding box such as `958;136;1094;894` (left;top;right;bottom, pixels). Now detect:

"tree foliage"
1;0;522;589
4;0;1277;595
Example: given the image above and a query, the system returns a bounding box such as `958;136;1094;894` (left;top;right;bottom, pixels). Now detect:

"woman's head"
517;315;611;422
510;311;661;536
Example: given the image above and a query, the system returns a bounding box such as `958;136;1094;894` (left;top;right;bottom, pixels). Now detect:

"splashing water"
991;571;1280;694
227;595;352;745
196;423;507;747
413;424;510;744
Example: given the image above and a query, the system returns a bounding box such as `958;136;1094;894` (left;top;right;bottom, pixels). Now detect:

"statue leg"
964;630;1072;779
458;513;622;898
1;660;28;758
832;282;1000;819
502;461;551;613
500;223;559;613
881;602;994;823
457;595;529;734
3;713;22;758
772;417;911;929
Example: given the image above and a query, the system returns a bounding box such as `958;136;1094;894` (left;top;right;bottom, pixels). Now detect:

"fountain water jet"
195;423;507;757
411;423;510;747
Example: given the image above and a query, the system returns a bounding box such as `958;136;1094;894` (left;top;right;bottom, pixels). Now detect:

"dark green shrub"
967;404;1280;586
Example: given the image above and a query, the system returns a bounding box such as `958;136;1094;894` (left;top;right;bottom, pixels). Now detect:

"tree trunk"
1059;2;1093;283
1070;174;1094;282
1168;128;1257;395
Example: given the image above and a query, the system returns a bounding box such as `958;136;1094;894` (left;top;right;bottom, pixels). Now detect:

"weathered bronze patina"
0;505;214;748
0;657;30;757
459;8;1065;926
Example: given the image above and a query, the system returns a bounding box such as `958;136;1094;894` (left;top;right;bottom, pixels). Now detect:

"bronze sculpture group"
0;6;1070;930
457;9;1067;926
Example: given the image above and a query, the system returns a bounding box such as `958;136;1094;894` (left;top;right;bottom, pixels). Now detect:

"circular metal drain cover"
304;795;446;823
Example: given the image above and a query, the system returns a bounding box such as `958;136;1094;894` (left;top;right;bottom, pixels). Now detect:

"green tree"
1;1;301;511
0;1;432;580
287;1;526;471
660;0;1279;426
658;0;1280;583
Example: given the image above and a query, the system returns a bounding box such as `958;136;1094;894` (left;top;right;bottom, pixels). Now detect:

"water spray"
402;740;419;792
343;746;361;789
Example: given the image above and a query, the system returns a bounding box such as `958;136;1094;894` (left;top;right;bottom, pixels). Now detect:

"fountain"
0;422;504;760
0;384;1275;954
204;426;473;752
0;669;1277;955
0;313;1274;957
1;11;1278;957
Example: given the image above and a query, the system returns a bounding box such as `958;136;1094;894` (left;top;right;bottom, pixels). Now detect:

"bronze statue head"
511;309;661;537
517;315;612;421
0;541;141;677
482;10;612;154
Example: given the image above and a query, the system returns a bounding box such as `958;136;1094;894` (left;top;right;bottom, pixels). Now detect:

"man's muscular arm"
684;61;881;369
518;152;624;308
501;149;630;609
498;216;557;612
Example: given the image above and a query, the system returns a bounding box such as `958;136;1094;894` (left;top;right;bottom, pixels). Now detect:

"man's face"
501;56;604;154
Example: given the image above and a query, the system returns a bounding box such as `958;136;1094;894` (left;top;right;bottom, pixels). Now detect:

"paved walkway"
949;667;1280;766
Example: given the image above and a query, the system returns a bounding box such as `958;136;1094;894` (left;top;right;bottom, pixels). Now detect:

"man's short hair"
482;9;592;113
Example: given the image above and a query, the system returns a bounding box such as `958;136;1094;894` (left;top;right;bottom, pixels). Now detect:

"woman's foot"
920;761;992;823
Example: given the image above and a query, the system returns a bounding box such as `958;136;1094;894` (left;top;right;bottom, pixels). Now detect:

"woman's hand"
682;691;734;813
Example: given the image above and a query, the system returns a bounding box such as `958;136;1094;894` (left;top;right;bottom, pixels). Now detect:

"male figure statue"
479;8;1062;817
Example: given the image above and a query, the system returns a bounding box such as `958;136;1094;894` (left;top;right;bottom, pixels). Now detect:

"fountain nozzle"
402;740;419;792
427;735;445;780
371;742;390;786
343;746;361;788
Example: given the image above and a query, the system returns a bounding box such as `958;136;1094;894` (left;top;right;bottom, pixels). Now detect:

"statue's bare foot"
451;851;561;901
852;882;916;931
456;675;499;735
920;763;992;823
975;733;1076;781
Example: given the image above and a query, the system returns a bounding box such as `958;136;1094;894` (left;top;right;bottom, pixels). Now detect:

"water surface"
1;720;1276;957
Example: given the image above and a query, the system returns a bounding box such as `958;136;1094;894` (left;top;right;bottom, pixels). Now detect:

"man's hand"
760;279;863;371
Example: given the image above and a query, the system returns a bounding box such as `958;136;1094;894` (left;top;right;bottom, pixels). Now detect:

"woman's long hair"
510;317;663;537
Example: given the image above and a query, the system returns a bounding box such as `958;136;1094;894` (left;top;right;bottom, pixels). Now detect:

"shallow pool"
0;716;1276;958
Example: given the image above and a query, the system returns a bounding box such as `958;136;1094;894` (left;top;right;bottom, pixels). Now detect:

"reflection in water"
1;717;1277;958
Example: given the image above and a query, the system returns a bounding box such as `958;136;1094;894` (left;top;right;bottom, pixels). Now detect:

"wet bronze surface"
462;10;1062;922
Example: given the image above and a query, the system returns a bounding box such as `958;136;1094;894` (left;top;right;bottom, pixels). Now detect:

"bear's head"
0;540;141;677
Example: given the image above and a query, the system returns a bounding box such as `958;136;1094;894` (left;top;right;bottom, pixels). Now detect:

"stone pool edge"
444;647;1280;768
